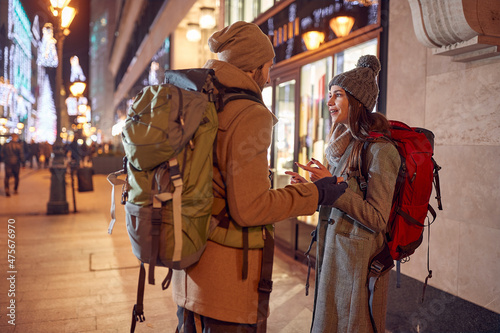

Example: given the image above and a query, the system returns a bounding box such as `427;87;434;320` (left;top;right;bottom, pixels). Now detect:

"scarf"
325;124;352;168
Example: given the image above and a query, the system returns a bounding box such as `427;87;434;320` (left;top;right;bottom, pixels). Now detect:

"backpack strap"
257;227;274;333
131;262;146;333
367;243;394;333
242;227;249;280
107;169;128;234
304;228;318;296
168;158;184;262
149;195;162;285
432;157;443;210
357;136;393;199
151;158;184;286
221;87;266;109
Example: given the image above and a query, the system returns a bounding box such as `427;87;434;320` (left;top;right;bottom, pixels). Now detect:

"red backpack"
359;120;442;262
360;121;443;332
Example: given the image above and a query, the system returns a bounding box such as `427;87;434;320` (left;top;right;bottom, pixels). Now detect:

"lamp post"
46;0;76;215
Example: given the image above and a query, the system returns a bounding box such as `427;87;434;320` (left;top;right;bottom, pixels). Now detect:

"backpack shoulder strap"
357;135;393;198
257;227;274;333
221;87;266;108
367;243;394;333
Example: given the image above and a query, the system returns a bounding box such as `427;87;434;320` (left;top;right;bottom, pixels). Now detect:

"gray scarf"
325;124;352;168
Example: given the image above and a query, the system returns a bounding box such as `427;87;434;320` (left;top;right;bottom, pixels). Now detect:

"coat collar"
204;59;263;100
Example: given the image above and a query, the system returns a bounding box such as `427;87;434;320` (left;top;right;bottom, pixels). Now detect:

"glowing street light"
329;16;355;38
69;81;86;97
302;31;325;50
46;0;77;215
199;7;216;30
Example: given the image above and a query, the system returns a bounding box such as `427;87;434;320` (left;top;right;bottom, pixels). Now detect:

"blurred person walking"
1;133;24;197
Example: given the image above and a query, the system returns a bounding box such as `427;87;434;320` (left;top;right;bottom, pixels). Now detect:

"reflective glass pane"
273;79;295;189
334;39;378;75
298;56;332;224
260;0;274;13
262;86;273;164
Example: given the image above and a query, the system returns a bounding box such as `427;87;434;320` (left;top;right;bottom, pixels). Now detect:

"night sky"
21;0;90;94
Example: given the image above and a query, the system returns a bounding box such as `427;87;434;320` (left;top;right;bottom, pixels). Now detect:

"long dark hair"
328;92;391;174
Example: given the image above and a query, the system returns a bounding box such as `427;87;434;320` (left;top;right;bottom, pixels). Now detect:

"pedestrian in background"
1;133;25;197
288;55;400;332
172;21;347;333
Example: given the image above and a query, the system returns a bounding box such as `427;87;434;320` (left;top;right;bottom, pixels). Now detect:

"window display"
262;85;273;164
298;57;332;224
273;79;296;189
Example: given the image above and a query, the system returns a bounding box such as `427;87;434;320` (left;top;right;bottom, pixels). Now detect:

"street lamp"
69;81;86;96
46;0;76;215
302;30;325;51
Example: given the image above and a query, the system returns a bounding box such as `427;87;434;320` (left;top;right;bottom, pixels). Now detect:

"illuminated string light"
148;61;160;85
38;23;59;67
35;74;57;144
70;56;86;82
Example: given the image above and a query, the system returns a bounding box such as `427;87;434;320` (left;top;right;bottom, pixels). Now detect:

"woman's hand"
296;158;332;182
284;171;308;184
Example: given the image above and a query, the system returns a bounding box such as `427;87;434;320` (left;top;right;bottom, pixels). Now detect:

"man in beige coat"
172;21;348;332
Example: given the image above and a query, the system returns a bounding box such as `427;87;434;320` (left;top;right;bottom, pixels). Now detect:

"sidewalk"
0;168;314;332
0;167;499;332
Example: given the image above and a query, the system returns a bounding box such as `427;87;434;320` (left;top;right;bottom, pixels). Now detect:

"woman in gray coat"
288;55;400;332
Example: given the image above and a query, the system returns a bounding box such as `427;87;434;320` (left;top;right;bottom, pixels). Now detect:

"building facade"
0;0;35;144
95;0;500;316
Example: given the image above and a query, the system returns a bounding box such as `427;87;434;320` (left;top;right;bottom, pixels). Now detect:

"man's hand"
284;171;308;184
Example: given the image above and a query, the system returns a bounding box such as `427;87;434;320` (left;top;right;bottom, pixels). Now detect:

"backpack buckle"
121;191;128;205
370;260;384;275
359;180;368;192
258;279;273;294
133;304;145;322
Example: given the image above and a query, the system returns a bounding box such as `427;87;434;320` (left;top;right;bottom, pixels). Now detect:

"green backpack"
108;69;218;331
107;69;273;332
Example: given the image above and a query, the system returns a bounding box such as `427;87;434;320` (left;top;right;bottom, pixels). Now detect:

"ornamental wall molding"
408;0;500;62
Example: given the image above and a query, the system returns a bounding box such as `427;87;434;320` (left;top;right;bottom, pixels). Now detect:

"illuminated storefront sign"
258;0;378;63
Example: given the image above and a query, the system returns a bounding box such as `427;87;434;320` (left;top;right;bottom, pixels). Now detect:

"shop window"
297;57;332;224
298;57;332;177
260;0;275;14
334;38;378;76
225;0;279;26
262;86;273;164
273;79;296;190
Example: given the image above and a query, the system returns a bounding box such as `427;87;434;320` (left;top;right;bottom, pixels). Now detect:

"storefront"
254;0;388;261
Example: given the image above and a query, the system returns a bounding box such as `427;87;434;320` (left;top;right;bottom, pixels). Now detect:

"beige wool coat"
172;59;319;324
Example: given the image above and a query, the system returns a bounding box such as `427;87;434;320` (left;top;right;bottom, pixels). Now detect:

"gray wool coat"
311;139;400;333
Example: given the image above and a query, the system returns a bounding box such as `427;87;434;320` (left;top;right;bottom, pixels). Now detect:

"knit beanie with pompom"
328;55;381;111
208;21;275;72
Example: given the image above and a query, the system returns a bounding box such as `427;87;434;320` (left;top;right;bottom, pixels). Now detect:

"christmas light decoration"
70;56;86;82
38;23;59;67
148;61;160;85
35;74;57;144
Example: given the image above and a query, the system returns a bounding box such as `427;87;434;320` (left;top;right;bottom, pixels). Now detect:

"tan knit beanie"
329;55;381;111
208;21;275;72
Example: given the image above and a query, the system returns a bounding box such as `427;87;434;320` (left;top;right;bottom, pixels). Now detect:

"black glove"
314;176;348;206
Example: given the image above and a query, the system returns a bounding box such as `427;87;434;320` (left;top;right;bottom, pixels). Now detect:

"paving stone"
1;168;499;332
